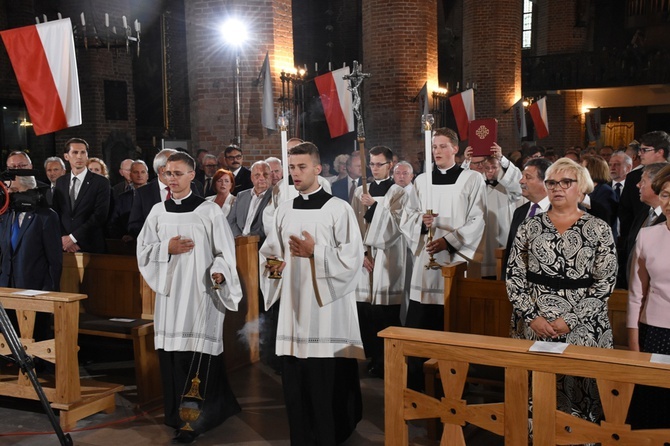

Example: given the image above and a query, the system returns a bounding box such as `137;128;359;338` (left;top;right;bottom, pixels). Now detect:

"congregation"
2;128;670;444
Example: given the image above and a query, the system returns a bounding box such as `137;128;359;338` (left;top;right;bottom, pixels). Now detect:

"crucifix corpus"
343;60;371;196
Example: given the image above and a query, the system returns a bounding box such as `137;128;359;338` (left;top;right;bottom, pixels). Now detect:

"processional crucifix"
343;61;371;196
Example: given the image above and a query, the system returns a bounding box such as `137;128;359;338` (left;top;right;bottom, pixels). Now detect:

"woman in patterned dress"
506;157;618;425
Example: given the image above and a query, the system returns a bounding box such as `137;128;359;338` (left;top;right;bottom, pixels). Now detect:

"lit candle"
122;15;127;29
277;115;289;200
328;62;332;71
105;13;109;27
80;12;85;26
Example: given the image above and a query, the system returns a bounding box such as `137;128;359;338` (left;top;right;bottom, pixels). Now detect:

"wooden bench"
382;327;670;445
0;289;123;430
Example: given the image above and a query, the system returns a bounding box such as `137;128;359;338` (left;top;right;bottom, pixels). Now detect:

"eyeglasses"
7;163;29;169
639;147;659;154
163;170;193;178
225;155;243;161
544;179;577;190
203;163;218;168
369;162;390;168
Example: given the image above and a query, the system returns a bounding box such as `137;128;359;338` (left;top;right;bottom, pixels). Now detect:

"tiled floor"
0;355;504;445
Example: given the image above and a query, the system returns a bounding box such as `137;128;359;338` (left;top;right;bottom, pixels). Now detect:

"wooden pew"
0;289;123;430
382;326;670;446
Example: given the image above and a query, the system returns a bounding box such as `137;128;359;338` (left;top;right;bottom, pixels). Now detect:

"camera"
0;169;48;213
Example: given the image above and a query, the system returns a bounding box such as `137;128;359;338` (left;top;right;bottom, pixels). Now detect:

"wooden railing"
381;327;670;445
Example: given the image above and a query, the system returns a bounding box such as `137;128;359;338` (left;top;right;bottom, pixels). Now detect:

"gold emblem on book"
475;125;489;140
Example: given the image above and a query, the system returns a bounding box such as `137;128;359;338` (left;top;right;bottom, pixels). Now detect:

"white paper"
650;353;670;365
529;341;569;354
109;318;135;323
11;290;51;297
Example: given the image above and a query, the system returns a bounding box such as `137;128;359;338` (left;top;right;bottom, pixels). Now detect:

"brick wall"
538;91;584;151
361;0;438;162
185;0;293;163
462;0;522;151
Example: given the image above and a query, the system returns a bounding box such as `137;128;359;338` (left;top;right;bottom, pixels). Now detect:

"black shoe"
172;430;198;444
367;363;384;379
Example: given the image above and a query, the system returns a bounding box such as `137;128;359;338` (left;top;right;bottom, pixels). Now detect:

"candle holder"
424;209;442;270
422;113;434;132
267;258;284;280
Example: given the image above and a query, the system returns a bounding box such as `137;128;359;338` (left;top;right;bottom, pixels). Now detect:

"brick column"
361;0;438;161
462;0;522;151
185;0;293;161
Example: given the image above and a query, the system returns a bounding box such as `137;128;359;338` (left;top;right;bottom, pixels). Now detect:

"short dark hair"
433;128;459;146
288;142;320;165
640;131;670;158
523;157;552;181
224;145;242;156
64;137;89;154
369;146;393;162
167;152;195;170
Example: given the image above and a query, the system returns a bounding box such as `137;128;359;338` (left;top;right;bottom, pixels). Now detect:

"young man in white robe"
351;146;407;378
136;152;243;444
260;142;365;445
463;144;523;277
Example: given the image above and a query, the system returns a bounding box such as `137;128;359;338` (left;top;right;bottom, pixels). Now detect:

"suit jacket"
127;178;205;237
202;177;216;197
112;180;131;198
332;176;361;203
53;170;111;253
617;168;645;241
233;166;253;196
107;188;135;239
0;208;62;290
501;202;531;281
587;182;619;239
226;188;272;244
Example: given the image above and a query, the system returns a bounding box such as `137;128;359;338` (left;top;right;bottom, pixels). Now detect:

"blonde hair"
545;157;594;195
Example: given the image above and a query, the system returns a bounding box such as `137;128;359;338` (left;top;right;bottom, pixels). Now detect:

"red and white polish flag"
314;67;354;139
529;96;549;139
449;88;476;140
1;18;81;136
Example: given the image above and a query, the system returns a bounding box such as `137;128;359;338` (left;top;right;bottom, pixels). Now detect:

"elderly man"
266;156;283;187
609;150;632;199
332;151;363;203
107;160;150;240
44;157;66;205
226;161;273;244
112;159;134;197
201;154;219;196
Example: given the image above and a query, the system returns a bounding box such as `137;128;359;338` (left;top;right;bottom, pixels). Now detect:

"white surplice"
137;200;243;356
351;183;408;305
259;189;365;359
401;168;486;305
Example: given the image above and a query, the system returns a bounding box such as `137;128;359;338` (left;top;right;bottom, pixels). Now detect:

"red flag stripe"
314;70;350;138
529;99;549;139
1;25;67;135
449;93;469;141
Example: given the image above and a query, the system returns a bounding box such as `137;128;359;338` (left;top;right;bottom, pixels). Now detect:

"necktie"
69;177;77;209
349;179;356;202
205;177;212;193
165;186;172;201
614;183;622;199
10;215;20;252
647;208;656;227
529;203;540;217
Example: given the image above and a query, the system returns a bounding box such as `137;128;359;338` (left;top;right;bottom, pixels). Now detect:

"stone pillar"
462;0;522;151
185;0;293;161
361;0;438;161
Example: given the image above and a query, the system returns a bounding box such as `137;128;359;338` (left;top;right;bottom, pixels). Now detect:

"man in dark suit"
44;156;66;206
200;154;219;197
6;151;49;189
223;145;253;196
112;158;134;198
502;158;552;281
332;151;362;203
52;138;111;254
227;161;272;245
618;131;669;247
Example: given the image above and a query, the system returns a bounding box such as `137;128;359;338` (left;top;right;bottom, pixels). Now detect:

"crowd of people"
2;128;670;443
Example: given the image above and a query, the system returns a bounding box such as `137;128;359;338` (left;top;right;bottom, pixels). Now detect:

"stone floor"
0;352;504;446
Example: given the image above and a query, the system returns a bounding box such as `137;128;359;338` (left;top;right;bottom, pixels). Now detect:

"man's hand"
211;273;225;284
62;236;79;252
363;255;375;273
288;231;315;258
490;142;503;159
422;212;438;228
360;193;375;207
529;316;558;339
168;235;194;255
464;146;473;161
426;237;447;255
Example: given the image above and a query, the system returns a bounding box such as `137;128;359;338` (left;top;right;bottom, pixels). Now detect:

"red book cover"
468;118;498;157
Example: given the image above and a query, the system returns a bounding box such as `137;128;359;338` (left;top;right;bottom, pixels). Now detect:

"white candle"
328;62;332;71
58;12;62;20
35;16;40;24
136;21;141;33
281;129;289;200
315;62;318;72
43;14;48;23
122;15;127;29
112;26;117;34
105;13;109;27
424;128;432;210
80;12;85;26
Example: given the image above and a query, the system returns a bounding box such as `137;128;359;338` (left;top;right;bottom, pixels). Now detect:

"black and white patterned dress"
506;211;617;424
